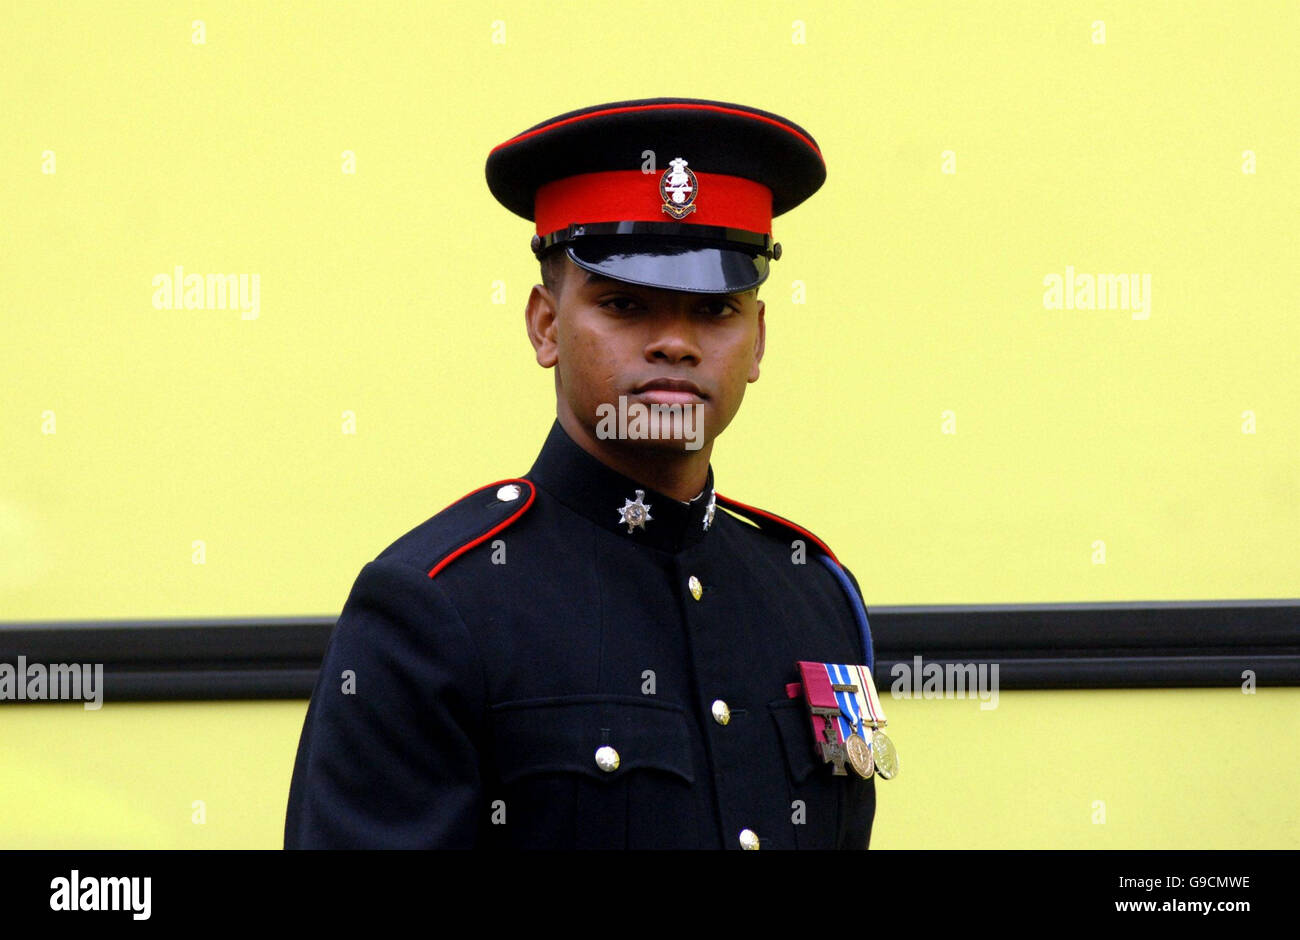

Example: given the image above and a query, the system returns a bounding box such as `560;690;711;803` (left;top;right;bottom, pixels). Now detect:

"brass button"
594;745;620;773
739;828;760;850
496;484;521;502
688;575;702;601
711;700;731;726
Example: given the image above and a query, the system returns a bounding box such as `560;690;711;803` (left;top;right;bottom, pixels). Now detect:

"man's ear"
748;298;765;383
526;284;559;368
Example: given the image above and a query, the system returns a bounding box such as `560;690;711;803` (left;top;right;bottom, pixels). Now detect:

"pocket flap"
769;697;822;784
490;694;695;785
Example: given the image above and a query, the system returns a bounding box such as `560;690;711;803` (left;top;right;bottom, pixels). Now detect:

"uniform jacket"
285;421;876;849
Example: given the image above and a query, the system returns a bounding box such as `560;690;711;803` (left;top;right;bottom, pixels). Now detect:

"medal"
845;723;875;779
797;662;872;778
810;706;848;774
854;663;900;778
795;661;902;783
872;728;900;779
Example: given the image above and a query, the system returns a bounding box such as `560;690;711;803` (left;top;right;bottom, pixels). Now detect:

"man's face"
526;253;765;457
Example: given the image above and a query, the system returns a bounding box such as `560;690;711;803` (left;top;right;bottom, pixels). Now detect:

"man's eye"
600;296;640;312
703;300;737;317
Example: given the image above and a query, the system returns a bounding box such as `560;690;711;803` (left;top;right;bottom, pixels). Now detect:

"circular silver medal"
872;729;900;779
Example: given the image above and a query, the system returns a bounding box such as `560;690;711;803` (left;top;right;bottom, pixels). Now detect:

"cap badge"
659;157;698;220
618;489;654;533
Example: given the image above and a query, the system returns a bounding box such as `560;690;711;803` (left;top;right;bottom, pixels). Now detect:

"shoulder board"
713;493;840;564
425;478;536;578
374;478;536;579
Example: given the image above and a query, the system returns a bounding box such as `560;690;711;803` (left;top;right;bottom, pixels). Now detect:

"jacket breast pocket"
488;695;696;848
768;697;844;849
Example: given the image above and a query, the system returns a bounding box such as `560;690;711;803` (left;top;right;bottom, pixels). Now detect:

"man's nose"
644;306;702;364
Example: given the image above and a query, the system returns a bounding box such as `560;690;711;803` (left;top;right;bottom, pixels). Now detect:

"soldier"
285;98;892;850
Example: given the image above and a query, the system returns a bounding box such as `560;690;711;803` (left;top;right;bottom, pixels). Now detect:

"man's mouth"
631;378;707;403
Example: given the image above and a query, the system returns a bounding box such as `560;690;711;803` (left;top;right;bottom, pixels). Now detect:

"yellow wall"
2;689;1296;849
3;1;1297;618
2;2;1296;849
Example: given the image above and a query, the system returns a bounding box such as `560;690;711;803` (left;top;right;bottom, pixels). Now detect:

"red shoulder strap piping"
427;478;536;579
714;493;840;565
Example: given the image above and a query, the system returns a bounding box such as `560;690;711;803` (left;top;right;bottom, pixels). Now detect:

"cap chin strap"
531;221;780;261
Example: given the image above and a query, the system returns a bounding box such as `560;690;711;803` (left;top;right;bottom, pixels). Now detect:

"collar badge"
618;489;653;533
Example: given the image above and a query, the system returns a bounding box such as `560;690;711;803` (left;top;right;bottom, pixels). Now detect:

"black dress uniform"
285;420;875;849
285;98;881;849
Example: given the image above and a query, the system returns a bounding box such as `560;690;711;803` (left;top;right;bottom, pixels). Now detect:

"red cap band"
534;170;773;236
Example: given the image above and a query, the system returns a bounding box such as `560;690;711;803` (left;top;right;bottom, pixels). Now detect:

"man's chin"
587;398;713;454
620;433;711;457
593;424;711;456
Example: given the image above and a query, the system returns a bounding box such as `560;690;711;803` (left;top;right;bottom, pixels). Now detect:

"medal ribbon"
854;663;887;727
825;663;865;741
